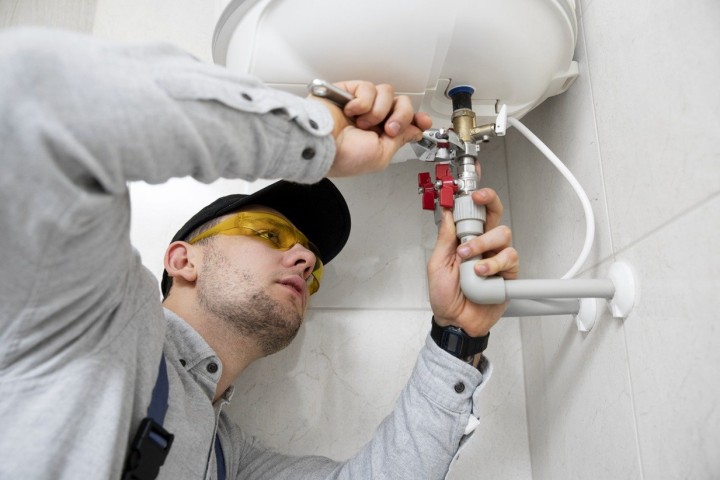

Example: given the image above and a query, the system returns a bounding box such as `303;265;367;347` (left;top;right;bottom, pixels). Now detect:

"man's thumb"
435;208;458;253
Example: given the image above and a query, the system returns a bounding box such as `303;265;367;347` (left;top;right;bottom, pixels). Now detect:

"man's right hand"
313;81;432;177
427;188;519;338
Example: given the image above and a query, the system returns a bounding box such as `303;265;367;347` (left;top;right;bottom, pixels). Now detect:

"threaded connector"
453;194;486;240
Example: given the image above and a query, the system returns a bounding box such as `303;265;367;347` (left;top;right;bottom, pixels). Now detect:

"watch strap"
431;317;490;358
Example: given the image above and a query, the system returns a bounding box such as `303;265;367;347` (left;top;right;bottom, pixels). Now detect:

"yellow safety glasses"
188;211;323;295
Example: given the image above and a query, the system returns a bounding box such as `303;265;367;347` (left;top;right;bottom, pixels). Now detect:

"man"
0;27;517;479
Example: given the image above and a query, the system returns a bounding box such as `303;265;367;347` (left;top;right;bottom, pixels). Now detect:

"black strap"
430;317;490;358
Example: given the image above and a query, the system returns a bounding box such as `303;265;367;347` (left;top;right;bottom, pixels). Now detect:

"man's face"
194;206;318;355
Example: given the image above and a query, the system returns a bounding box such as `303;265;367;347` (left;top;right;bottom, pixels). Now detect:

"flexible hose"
507;116;595;279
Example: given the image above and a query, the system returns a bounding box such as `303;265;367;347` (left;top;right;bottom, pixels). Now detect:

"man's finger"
380;94;414;137
337;80;377;118
473;247;519;278
471;188;503;230
428;209;458;271
355;84;395;130
457;225;511;260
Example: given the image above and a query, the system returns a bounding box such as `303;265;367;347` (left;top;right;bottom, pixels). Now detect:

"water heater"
212;0;579;126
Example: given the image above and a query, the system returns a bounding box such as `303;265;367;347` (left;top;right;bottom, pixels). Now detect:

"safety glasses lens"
189;212;325;295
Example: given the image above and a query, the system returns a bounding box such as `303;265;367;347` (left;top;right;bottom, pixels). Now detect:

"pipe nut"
453;195;486;223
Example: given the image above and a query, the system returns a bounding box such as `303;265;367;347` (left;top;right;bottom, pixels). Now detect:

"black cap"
160;179;351;297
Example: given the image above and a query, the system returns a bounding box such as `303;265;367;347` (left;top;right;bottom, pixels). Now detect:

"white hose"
507;116;594;279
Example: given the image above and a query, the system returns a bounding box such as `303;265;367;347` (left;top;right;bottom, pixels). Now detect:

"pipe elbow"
459;261;507;304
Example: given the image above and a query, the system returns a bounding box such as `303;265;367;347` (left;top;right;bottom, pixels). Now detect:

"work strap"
122;356;175;480
147;356;171;424
215;433;226;480
122;356;227;480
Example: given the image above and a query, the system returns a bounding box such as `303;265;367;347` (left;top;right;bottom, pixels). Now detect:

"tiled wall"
7;0;717;478
0;0;97;33
506;1;720;478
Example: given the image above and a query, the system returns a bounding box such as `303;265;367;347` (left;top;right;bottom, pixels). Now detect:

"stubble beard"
197;244;303;356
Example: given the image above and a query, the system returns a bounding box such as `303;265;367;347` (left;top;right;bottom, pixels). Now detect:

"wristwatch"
431;317;490;360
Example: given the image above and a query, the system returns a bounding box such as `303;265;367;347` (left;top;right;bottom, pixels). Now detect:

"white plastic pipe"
505;279;615;299
460;261;615;302
504;299;580;317
460;262;507;304
507;116;595;279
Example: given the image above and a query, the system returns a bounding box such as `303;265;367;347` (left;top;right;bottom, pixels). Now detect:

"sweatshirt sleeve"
0;27;336;191
226;336;491;480
0;27;335;372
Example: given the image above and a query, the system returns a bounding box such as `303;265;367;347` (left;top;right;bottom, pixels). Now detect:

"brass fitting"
451;108;477;143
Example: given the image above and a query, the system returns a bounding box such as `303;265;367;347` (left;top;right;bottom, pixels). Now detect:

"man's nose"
287;243;316;279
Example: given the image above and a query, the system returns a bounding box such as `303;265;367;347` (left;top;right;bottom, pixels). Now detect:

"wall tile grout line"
580;6;644;476
608;190;720;262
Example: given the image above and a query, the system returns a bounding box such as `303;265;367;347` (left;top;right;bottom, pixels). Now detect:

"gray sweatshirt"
0;28;489;479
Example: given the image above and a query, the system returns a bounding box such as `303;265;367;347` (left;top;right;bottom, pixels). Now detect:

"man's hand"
427;188;519;337
315;81;432;177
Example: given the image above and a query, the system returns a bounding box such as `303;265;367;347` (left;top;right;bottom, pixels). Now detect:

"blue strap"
145;356;225;480
148;355;225;480
147;356;170;424
123;356;174;480
215;434;226;480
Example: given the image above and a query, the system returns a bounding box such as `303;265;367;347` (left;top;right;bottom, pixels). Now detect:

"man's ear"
164;241;198;286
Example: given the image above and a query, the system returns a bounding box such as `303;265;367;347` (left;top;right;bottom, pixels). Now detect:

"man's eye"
257;230;281;245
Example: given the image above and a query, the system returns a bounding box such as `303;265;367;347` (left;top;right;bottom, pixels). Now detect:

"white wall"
10;1;716;479
506;1;720;478
0;0;96;33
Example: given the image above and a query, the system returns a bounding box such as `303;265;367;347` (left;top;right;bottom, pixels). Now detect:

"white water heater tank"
213;0;578;126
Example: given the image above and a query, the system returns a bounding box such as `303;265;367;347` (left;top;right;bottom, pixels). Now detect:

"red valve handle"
418;172;436;211
435;164;458;209
418;166;458;210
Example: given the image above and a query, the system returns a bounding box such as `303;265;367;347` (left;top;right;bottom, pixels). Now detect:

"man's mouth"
278;276;306;299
